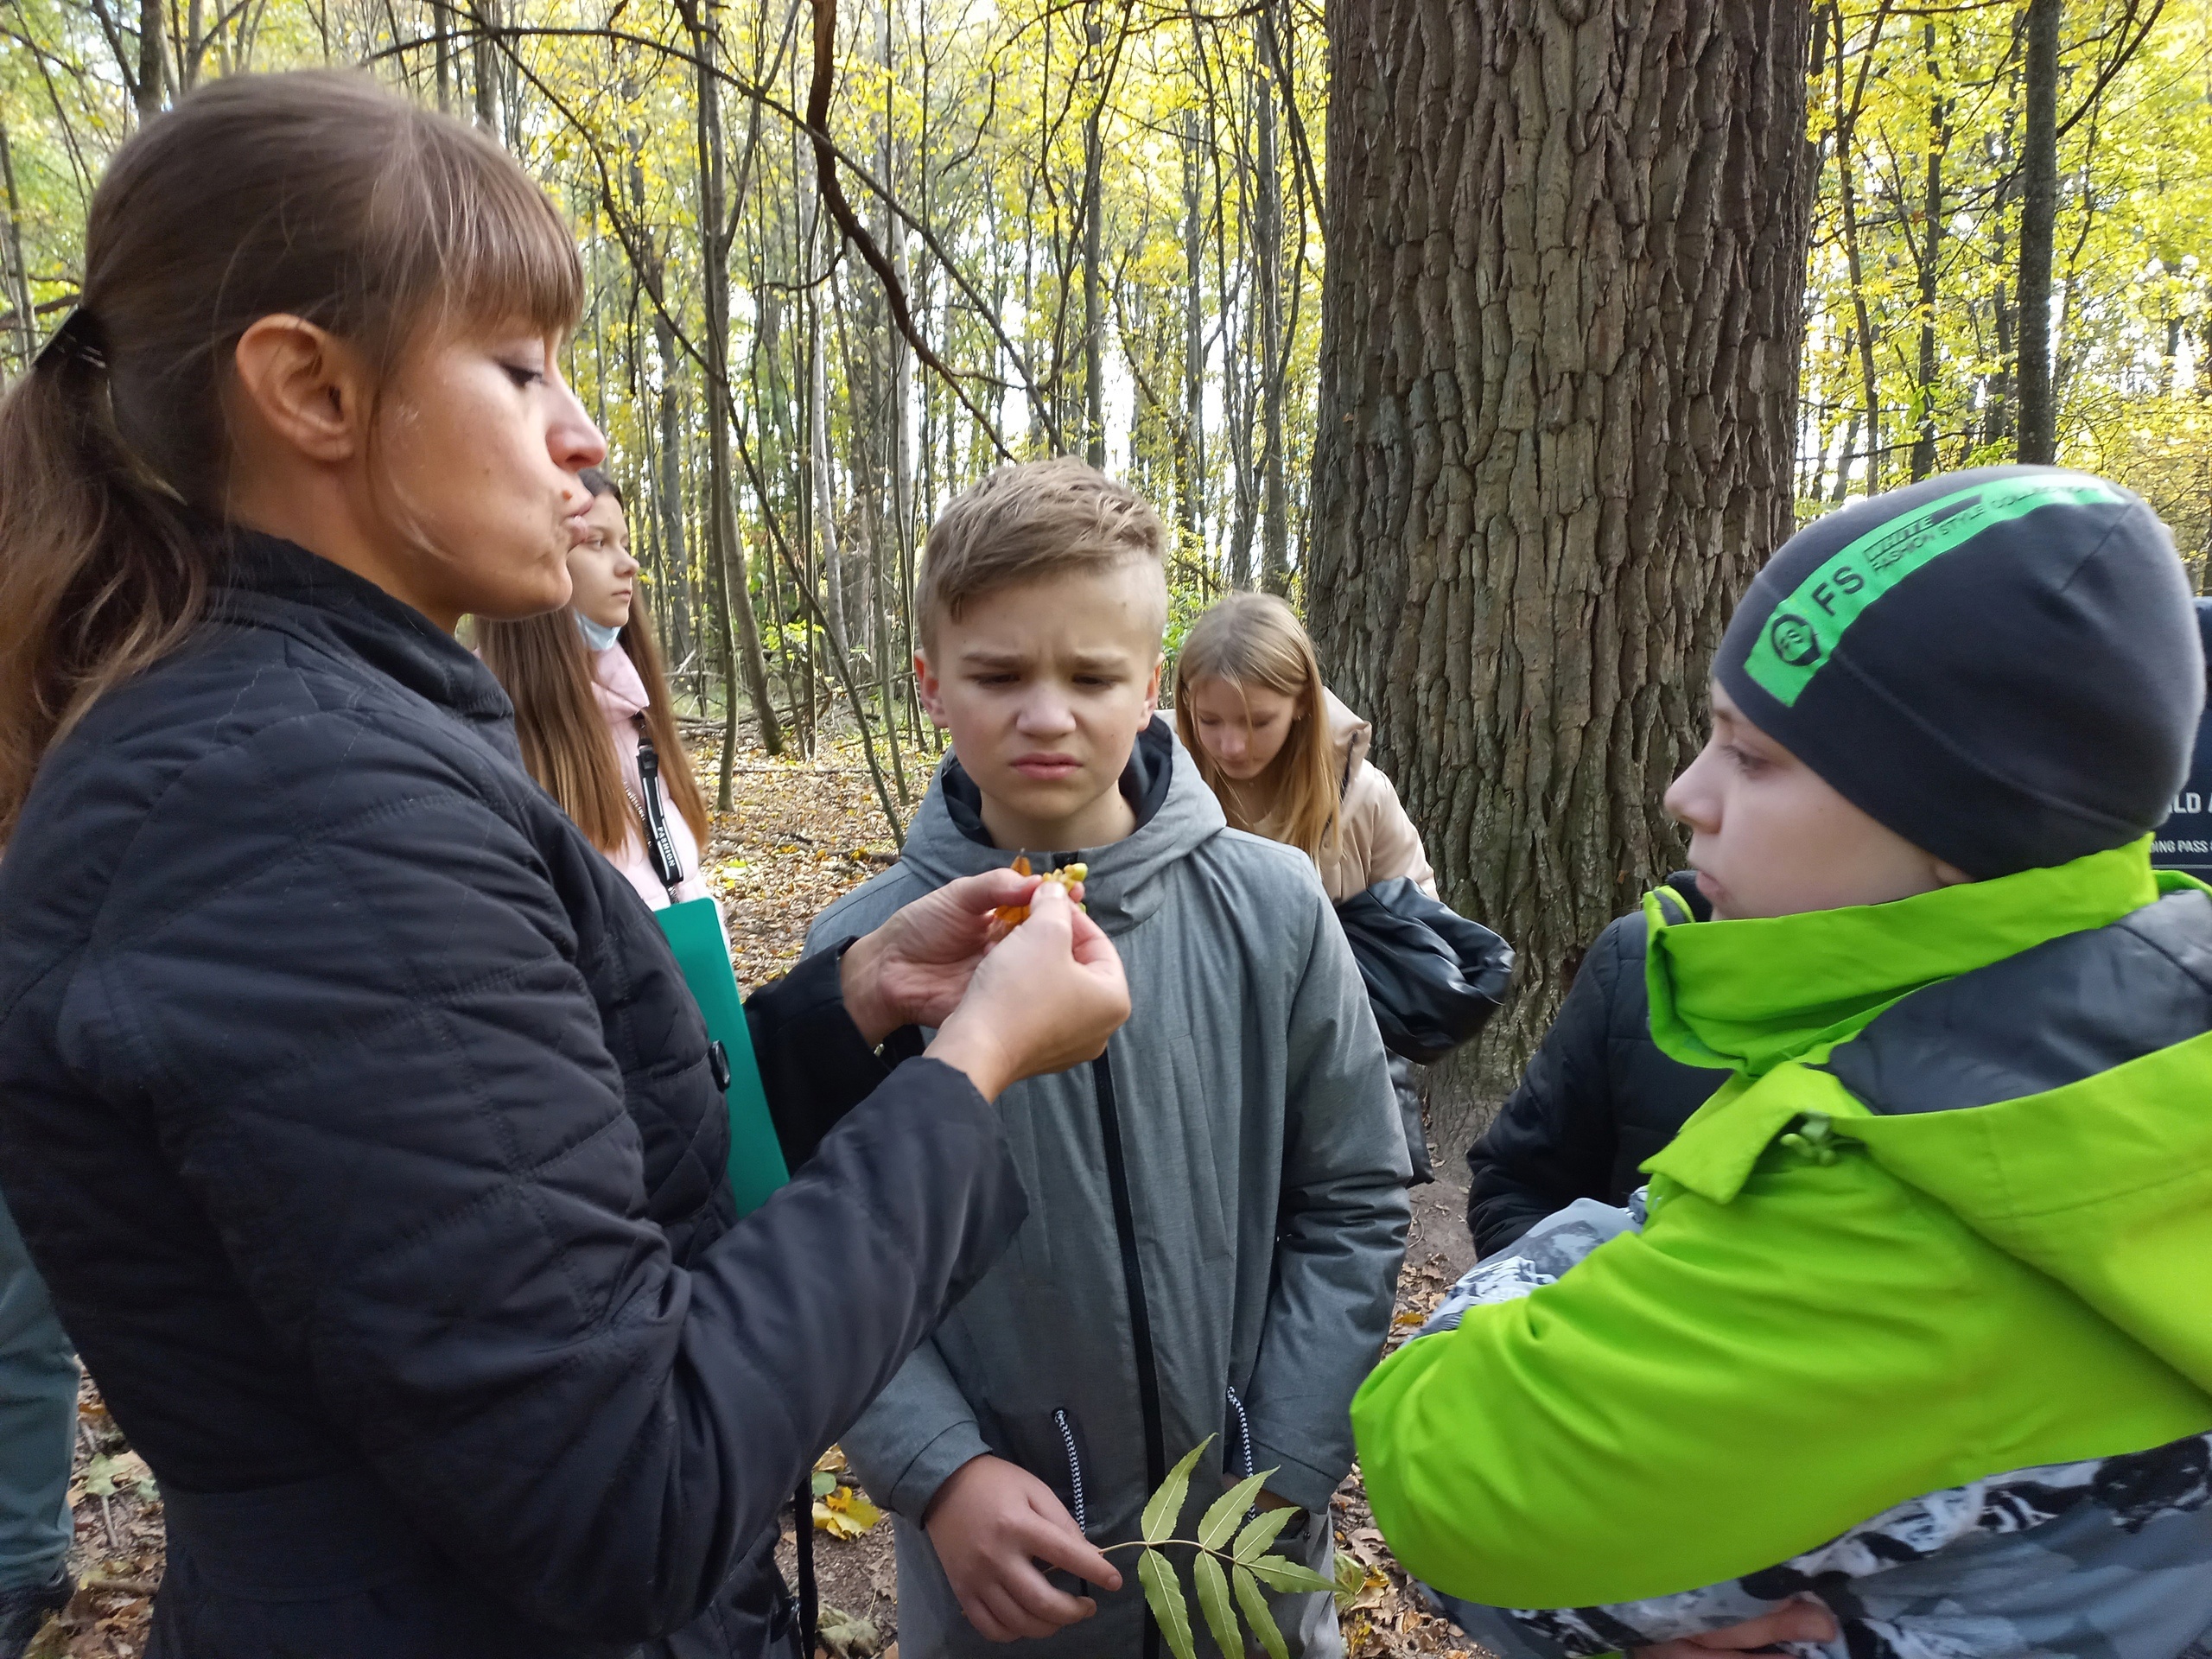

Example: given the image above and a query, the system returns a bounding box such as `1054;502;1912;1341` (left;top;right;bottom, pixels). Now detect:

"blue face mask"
575;613;623;652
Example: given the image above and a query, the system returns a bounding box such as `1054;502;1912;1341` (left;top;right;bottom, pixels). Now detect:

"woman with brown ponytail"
480;467;711;911
0;72;1127;1659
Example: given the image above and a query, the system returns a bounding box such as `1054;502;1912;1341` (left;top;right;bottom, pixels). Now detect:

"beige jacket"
1314;690;1436;904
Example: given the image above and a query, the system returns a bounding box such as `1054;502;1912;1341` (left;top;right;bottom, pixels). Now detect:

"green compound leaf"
1232;1506;1299;1562
1193;1551;1243;1659
1333;1551;1369;1613
1142;1436;1214;1546
1198;1471;1271;1552
1140;1548;1198;1659
1233;1563;1289;1659
1240;1554;1337;1597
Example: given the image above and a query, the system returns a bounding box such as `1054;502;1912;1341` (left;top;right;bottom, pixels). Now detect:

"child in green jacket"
1354;467;2212;1659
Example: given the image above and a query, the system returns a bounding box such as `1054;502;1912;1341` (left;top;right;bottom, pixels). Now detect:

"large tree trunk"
1309;0;1811;1148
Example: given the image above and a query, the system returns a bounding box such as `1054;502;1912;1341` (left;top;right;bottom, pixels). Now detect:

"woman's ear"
230;315;372;465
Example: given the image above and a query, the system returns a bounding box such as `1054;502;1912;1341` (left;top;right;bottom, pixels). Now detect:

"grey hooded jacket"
809;720;1411;1658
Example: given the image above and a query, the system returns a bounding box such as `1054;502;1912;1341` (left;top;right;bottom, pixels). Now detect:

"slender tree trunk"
1219;105;1254;591
0;125;35;382
810;295;849;665
471;0;499;133
1830;410;1862;503
179;0;205;92
2016;0;2061;462
1311;0;1811;1139
1911;22;1946;481
652;311;695;670
434;0;452;111
136;0;165;122
1181;107;1206;552
1254;52;1287;595
1081;5;1107;466
1830;3;1885;491
876;0;912;804
683;0;785;791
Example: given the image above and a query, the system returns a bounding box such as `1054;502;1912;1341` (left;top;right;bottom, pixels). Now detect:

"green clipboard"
655;896;789;1217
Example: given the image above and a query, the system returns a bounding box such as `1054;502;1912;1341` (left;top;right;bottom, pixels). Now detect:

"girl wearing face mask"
479;468;709;910
1174;591;1435;905
0;71;1128;1659
1175;593;1446;1176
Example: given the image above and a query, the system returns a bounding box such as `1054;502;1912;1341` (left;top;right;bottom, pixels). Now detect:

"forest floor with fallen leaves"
33;730;1491;1659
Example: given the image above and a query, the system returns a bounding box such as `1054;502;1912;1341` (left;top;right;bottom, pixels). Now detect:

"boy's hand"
926;882;1129;1100
1630;1599;1838;1656
924;1453;1122;1642
842;868;1064;1045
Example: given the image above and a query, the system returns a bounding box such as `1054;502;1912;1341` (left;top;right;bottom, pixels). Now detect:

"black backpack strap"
794;1483;818;1656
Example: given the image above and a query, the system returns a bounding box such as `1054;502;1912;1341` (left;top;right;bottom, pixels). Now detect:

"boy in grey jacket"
810;458;1409;1658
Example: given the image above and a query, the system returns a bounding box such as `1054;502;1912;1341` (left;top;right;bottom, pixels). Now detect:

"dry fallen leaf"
812;1484;884;1541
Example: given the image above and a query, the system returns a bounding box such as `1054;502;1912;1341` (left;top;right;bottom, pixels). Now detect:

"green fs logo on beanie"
1715;466;2205;879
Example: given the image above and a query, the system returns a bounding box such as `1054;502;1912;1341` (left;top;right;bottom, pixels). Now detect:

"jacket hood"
1642;839;2212;1397
900;716;1224;933
1640;841;2164;1078
1325;689;1371;782
588;642;650;722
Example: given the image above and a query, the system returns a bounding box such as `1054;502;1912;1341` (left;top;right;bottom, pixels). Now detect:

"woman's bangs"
404;119;583;344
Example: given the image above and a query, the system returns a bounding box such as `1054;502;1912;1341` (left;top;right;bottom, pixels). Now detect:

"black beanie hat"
1713;466;2203;879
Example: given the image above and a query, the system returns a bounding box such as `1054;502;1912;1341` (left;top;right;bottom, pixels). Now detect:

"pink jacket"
590;643;710;911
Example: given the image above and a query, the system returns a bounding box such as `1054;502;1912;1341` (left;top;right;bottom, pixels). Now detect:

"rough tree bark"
1309;0;1811;1144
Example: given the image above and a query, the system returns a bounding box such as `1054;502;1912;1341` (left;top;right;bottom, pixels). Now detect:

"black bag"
1334;878;1514;1064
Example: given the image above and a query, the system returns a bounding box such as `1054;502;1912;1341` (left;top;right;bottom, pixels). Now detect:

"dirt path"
32;734;1491;1659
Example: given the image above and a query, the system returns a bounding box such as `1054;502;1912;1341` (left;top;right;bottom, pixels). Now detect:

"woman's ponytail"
0;319;209;840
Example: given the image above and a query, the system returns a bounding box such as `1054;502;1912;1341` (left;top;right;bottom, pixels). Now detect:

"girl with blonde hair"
1178;594;1471;1179
1174;591;1435;903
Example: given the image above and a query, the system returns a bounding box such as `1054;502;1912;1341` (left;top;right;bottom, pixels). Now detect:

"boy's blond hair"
916;457;1169;650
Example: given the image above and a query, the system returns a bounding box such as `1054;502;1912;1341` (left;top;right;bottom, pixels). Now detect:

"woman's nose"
547;368;607;476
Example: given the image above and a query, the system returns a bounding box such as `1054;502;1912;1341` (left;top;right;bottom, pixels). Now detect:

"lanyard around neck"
632;716;687;901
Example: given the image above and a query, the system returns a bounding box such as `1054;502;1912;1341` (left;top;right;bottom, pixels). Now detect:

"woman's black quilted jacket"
0;535;1026;1658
